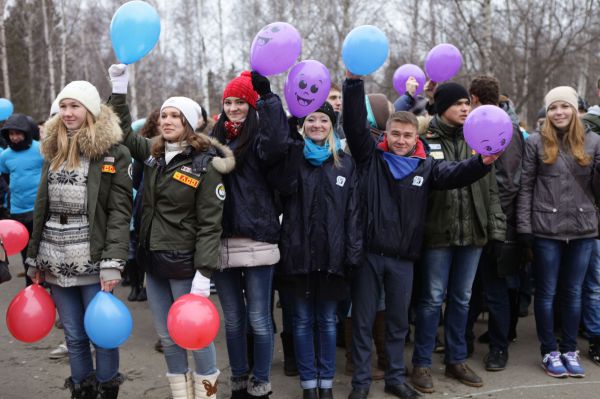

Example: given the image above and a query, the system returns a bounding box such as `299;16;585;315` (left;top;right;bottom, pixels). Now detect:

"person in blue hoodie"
343;73;501;399
0;113;43;285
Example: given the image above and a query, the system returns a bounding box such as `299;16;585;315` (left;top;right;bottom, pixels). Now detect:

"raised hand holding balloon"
250;22;302;76
84;291;133;349
6;284;56;343
0;98;14;121
342;25;389;75
424;44;462;82
393;64;426;96
284;60;331;118
464;105;513;156
110;1;161;64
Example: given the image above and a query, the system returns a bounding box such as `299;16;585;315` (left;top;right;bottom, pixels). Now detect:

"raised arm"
342;78;377;164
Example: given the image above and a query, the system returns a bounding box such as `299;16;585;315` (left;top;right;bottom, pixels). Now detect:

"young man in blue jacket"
343;75;500;399
0;113;43;285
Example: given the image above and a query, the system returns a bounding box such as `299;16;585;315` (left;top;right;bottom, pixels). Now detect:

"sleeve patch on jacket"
336;176;346;187
102;165;116;174
216;183;226;200
173;171;199;188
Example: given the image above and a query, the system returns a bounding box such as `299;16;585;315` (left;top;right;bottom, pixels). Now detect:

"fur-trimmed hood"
41;104;123;161
198;132;236;174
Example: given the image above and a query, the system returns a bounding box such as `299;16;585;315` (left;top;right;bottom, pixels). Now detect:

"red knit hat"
222;71;258;109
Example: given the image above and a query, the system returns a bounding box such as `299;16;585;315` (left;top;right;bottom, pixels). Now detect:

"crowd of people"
1;61;600;399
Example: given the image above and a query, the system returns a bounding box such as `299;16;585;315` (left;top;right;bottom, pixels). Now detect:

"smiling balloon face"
250;22;302;76
463;105;513;156
284;60;331;117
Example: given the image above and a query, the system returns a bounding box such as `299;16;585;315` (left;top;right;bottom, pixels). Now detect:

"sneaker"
561;351;585;377
542;351;568;378
49;343;68;359
484;349;508;371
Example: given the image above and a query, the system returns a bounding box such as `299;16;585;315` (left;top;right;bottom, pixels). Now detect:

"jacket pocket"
574;204;598;236
142;248;195;280
531;202;559;235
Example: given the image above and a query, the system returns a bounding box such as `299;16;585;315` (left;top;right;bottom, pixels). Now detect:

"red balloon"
167;294;220;350
0;219;30;256
6;284;56;343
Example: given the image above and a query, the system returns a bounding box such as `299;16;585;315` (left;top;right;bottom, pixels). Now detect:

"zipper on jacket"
453;134;464;245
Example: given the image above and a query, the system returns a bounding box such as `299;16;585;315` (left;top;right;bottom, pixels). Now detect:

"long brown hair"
150;112;210;159
49;112;96;171
541;105;590;166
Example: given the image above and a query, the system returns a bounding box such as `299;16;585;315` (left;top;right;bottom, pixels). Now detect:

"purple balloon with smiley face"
464;105;513;155
284;60;331;118
250;22;302;76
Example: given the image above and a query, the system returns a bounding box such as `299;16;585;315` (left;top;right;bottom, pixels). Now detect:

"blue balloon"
342;25;389;75
131;118;146;133
0;98;14;121
110;1;161;64
84;291;133;349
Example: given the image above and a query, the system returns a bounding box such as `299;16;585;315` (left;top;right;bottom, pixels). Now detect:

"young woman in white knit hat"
107;64;235;399
517;86;600;379
25;80;133;398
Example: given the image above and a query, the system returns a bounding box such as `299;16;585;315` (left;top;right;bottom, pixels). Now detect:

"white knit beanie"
161;97;200;130
544;86;578;112
55;81;101;119
49;99;59;117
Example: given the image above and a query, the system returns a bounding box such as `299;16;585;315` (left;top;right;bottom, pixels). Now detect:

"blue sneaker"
561;351;585;377
542;351;568;378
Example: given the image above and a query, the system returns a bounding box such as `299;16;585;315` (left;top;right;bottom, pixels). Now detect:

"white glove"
108;64;129;94
190;271;211;297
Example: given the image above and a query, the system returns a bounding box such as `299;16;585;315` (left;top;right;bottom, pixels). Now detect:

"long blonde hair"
50;112;96;171
541;105;590;166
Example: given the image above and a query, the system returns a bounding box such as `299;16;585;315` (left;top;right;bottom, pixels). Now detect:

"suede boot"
96;373;124;399
64;375;97;399
230;375;249;399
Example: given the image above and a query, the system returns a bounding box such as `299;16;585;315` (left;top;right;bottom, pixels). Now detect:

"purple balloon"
424;43;462;82
284;60;331;118
464;105;513;156
250;22;302;76
393;64;426;96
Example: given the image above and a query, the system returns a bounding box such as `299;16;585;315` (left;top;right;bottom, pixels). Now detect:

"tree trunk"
0;0;10;98
41;0;56;99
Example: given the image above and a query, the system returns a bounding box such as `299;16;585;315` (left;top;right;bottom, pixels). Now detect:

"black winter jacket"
279;151;362;277
219;93;291;243
343;79;492;261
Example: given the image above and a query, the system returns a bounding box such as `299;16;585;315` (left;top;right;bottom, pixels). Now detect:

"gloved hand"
251;71;271;97
108;64;129;94
190;270;211;297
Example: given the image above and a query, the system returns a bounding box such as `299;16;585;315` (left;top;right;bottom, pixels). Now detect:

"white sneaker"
49;343;68;359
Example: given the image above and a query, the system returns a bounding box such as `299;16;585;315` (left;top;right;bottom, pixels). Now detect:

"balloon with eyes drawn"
464;105;513;156
284;60;331;118
250;22;302;76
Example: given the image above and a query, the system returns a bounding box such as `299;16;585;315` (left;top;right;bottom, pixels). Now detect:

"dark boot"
280;332;298;376
97;373;124;399
303;388;318;399
136;286;147;301
373;310;387;371
589;336;600;366
344;317;354;376
230;375;249;399
64;375;97;399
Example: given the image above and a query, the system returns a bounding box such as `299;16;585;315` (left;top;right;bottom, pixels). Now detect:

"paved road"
1;256;599;398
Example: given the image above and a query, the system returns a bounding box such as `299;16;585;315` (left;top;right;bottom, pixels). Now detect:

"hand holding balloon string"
405;77;419;97
482;152;502;165
251;71;272;97
101;279;120;292
108;64;129;94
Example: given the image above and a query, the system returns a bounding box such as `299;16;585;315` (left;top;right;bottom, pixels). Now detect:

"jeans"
145;272;217;375
351;253;413;390
293;295;338;389
412;245;483;367
534;238;593;355
481;246;512;352
50;283;119;384
583;240;600;338
213;265;274;382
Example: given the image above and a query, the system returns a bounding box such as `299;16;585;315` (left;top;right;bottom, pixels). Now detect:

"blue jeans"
51;283;119;384
293;295;338;389
534;238;593;354
213;265;274;382
412;245;483;367
583;240;600;338
145;273;217;375
351;254;413;390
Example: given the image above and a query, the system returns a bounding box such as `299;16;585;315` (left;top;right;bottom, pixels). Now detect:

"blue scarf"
381;152;421;180
303;136;341;166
